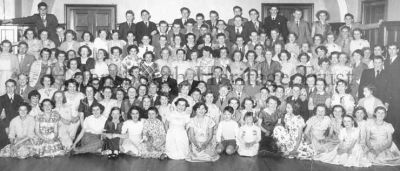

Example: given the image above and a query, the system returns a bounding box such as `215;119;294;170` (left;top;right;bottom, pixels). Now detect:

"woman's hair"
107;107;124;122
127;106;142;120
353;106;367;120
341;115;358;128
39;99;55;111
51;90;67;104
191;102;208;118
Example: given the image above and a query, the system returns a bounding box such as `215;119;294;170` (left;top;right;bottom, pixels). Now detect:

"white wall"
387;0;400;21
47;0;330;23
0;0;15;19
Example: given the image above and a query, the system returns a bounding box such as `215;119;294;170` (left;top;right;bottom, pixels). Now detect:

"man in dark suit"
207;66;232;97
205;10;219;30
0;79;24;148
173;7;196;29
118;10;137;41
135;10;158;43
54;26;65;47
358;56;387;99
243;9;263;42
152;20;169;47
227;6;248;26
153;66;178;96
226;15;245;43
17;42;35;75
383;44;400;145
263;6;288;41
16;74;34;102
167;22;185;45
3;2;59;43
226;78;249;103
287;9;312;44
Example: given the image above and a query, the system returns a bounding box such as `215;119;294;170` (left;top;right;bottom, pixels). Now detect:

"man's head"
37;2;48;16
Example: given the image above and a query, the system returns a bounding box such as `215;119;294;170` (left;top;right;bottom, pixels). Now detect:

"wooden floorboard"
0;154;399;171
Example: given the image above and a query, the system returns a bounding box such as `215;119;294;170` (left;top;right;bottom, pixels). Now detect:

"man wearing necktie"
263;6;289;41
17;42;35;75
243;9;262;42
287;9;311;44
118;10;137;40
3;2;59;43
136;10;158;43
227;15;244;43
0;79;24;148
383;44;400;146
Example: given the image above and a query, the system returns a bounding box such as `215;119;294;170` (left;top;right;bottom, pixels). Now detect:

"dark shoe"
159;153;168;160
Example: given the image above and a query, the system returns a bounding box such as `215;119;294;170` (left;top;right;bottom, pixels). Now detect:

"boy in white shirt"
216;106;239;155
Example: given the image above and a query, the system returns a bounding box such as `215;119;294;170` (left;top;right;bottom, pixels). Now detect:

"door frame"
361;0;387;24
65;4;117;38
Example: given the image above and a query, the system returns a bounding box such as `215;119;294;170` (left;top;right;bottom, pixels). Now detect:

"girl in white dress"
121;106;145;156
165;98;191;160
237;112;261;157
53;91;79;150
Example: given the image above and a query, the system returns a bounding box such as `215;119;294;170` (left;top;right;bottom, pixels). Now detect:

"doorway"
65;4;117;41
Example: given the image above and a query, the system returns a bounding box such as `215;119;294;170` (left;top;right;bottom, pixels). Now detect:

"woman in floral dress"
141;107;166;159
32;99;65;157
186;103;219;162
273;102;310;158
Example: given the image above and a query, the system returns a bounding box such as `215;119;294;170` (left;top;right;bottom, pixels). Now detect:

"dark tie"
296;21;300;29
376;70;380;77
128;22;131;28
272;17;275;21
41;16;47;27
220;98;224;104
145;22;148;27
145;46;148;52
236;28;240;35
254;22;258;30
10;97;13;103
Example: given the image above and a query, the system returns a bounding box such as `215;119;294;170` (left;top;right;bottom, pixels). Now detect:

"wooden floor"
0;154;399;171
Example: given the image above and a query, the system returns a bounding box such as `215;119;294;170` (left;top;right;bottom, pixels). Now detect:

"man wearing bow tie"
0;79;24;148
263;6;288;42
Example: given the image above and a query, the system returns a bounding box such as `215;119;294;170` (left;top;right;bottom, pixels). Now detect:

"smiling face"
130;109;140;121
111;109;121;120
176;100;187;112
355;109;366;121
375;109;386;121
342;116;353;128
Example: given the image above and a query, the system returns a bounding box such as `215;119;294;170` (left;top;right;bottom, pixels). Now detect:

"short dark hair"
81;31;94;42
196;13;205;19
40;74;55;86
233;6;242;11
111;46;123;54
28;90;41;100
126;10;134;16
141;9;150;15
249;8;259;15
180;7;190;14
78;45;93;57
344;13;354;19
316;10;330;20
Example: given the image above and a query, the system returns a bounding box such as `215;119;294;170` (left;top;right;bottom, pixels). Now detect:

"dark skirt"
74;133;102;154
103;138;120;151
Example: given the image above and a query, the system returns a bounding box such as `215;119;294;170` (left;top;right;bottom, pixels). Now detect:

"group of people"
0;1;400;167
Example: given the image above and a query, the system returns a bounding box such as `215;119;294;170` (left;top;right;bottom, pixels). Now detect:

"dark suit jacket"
207;77;232;97
0;94;24;127
16;85;34;102
18;54;35;75
227;17;248;26
153;76;178;96
215;96;229;111
243;20;263;42
205;20;218;29
54;35;65;47
118;22;137;40
173;18;196;29
179;80;200;94
258;60;282;81
384;57;400;104
287;20;312;44
135;21;158;43
226;90;249;104
263;15;289;41
226;25;245;43
12;13;59;42
358;68;387;100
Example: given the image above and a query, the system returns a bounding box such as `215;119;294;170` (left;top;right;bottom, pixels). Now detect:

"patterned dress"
186;116;220;162
32;113;65;157
139;61;159;80
305;116;335;156
141;119;166;158
273;113;313;158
